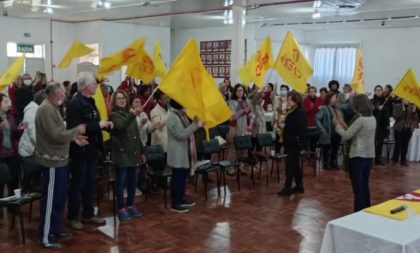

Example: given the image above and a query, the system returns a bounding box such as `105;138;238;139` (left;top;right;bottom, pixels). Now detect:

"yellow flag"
393;68;420;108
238;59;255;86
351;47;365;93
238;36;274;88
92;85;110;141
273;32;313;93
364;189;420;220
97;37;146;80
153;40;167;78
126;46;155;83
159;38;232;135
58;41;93;69
0;55;25;88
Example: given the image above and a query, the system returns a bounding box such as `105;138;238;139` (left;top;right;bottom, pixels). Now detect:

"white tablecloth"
407;129;420;161
320;211;420;253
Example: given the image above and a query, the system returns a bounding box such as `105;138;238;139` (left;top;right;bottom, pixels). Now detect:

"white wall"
306;26;420;92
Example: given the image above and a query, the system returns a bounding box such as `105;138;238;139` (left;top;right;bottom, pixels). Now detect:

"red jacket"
8;85;18;116
303;96;323;127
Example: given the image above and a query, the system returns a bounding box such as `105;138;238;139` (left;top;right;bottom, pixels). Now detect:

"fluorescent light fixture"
44;7;53;14
97;0;103;6
313;0;322;9
312;10;321;19
224;0;233;7
104;1;111;8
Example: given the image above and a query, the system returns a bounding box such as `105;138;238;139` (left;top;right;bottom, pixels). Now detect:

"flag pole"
142;85;159;107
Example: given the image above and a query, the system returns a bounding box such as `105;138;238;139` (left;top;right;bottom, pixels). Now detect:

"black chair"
217;125;231;160
20;156;43;223
384;138;396;163
144;145;172;209
233;135;258;187
0;162;30;244
256;133;287;186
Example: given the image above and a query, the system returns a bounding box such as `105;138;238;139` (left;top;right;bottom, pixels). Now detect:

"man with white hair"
66;72;113;230
36;82;87;249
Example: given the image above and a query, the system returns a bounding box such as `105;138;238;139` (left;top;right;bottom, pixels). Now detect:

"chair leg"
236;165;241;191
28;200;33;223
216;170;221;197
112;181;117;241
19;211;25;244
204;173;208;201
250;165;255;187
277;160;280;183
222;168;227;196
271;159;274;177
265;161;269;188
258;162;262;179
163;178;168;209
194;174;198;192
11;211;15;230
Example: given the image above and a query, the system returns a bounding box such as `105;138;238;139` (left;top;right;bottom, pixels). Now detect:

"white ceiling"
1;0;420;29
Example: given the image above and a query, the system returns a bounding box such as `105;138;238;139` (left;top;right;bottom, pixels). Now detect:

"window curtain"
312;47;357;88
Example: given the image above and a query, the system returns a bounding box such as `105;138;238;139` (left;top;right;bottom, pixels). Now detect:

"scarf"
173;109;197;175
0;114;11;150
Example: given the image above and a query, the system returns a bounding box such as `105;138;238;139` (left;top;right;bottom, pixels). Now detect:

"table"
407;129;420;161
320;211;420;253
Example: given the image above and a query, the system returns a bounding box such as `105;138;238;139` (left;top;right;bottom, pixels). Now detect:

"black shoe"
277;188;292;197
375;160;385;166
170;205;189;213
37;240;62;249
292;186;305;194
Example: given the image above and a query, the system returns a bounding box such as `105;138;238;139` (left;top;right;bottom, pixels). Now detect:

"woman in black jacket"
278;91;307;197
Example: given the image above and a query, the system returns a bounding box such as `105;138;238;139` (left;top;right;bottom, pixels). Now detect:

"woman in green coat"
109;90;144;221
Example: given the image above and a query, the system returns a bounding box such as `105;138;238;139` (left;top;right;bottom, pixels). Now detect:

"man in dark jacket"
371;85;390;165
66;72;113;230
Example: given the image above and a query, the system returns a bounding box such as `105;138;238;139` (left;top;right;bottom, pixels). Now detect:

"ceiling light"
44;7;53;14
313;0;322;9
104;1;111;8
97;0;103;6
312;9;321;19
224;0;233;7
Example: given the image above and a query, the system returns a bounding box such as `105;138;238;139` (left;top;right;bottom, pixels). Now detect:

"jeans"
116;166;139;210
67;158;97;220
170;168;189;207
322;133;341;165
393;128;412;163
349;157;373;212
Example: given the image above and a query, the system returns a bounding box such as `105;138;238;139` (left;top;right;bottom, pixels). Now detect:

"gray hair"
45;82;64;95
34;89;47;105
77;72;97;91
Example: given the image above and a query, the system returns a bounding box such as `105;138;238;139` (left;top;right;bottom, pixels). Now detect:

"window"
7;42;45;58
79;43;100;65
312;46;357;87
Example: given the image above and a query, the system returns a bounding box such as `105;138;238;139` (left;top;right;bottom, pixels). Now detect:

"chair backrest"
202;139;221;155
234;135;253;150
256;133;274;148
209;127;220;140
218;125;229;139
144;145;166;162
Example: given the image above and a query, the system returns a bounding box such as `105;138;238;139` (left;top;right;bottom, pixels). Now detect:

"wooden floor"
0;160;419;253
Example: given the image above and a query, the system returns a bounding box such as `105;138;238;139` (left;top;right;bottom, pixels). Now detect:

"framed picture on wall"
226;66;230;75
219;67;225;77
206;42;212;52
200;42;205;52
213;67;219;77
206;54;212;65
206;66;212;74
213;41;219;52
227;40;232;51
213;54;219;64
219;41;226;52
219;53;225;64
226;53;231;64
200;54;206;64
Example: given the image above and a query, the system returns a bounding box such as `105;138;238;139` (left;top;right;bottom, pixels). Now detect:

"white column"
230;5;246;85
